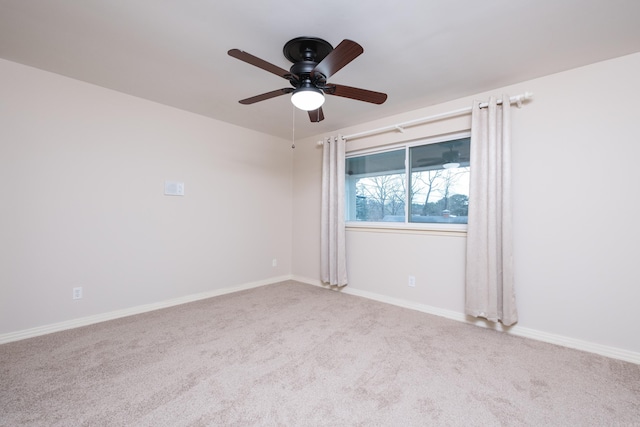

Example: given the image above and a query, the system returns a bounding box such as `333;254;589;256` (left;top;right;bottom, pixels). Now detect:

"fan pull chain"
291;104;296;149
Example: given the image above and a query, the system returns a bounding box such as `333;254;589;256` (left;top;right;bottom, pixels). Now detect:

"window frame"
345;131;471;233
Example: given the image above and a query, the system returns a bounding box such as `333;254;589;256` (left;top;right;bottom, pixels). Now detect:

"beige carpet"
1;281;638;426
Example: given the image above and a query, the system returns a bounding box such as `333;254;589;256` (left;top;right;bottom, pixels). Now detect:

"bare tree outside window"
411;169;444;215
410;167;469;221
355;173;405;221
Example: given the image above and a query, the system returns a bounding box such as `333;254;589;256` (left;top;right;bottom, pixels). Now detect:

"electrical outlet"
272;259;278;267
408;276;416;287
72;287;83;300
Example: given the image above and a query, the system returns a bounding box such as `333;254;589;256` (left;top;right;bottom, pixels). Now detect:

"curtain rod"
338;91;533;142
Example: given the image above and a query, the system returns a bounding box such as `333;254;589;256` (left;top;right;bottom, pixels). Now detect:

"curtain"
465;95;518;326
321;136;348;287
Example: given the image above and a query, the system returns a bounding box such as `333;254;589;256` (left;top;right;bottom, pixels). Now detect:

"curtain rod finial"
515;92;534;108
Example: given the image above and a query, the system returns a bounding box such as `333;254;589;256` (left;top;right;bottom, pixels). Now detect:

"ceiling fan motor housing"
443;150;460;163
285;37;333;87
283;37;333;63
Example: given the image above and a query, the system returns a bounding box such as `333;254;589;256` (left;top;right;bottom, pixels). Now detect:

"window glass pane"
409;137;470;224
344;135;470;226
345;149;406;222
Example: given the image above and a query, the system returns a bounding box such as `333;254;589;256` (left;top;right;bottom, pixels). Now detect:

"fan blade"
308;107;325;123
312;39;363;80
228;49;293;80
325;84;387;104
239;88;293;105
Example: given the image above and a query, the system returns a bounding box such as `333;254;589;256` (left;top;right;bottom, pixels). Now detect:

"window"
345;134;470;226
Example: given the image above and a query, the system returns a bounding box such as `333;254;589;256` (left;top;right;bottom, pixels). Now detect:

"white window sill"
345;221;467;237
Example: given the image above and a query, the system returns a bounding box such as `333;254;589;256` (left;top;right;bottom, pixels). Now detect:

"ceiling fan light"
291;87;325;111
443;162;460;169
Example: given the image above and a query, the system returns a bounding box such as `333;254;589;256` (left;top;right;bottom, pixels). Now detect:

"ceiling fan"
441;147;461;169
228;37;388;122
416;142;469;169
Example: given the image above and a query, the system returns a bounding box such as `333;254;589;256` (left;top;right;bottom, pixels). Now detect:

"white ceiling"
1;1;639;140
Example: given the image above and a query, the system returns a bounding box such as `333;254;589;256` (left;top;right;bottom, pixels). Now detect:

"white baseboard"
0;275;293;345
4;274;638;365
292;275;640;365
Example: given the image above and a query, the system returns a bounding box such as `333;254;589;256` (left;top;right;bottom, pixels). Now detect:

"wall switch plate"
73;287;83;299
164;181;185;196
272;259;277;267
408;276;416;287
